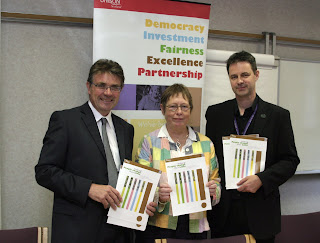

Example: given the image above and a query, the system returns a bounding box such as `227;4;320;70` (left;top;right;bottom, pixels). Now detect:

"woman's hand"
206;180;218;197
146;201;157;216
159;183;172;203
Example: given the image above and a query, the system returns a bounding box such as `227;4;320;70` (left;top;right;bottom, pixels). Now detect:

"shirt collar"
158;124;197;142
234;94;259;118
88;101;113;126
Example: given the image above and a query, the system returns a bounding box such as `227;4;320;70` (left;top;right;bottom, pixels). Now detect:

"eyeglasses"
166;105;191;112
91;83;122;93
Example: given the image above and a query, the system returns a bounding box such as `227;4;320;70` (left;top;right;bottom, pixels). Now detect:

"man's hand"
206;180;218;197
146;201;157;216
159;183;172;203
237;175;262;193
88;183;122;210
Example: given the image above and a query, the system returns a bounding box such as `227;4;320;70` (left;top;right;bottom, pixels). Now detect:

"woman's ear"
160;104;165;115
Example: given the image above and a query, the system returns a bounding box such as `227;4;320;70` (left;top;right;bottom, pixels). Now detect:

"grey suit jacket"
35;102;134;243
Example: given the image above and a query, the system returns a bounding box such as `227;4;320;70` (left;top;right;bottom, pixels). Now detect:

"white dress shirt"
88;101;121;171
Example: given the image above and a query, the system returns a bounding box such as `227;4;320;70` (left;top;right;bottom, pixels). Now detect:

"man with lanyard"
205;51;299;242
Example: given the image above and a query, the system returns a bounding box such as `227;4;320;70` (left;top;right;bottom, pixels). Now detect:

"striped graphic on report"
233;149;262;178
120;176;152;215
174;169;207;208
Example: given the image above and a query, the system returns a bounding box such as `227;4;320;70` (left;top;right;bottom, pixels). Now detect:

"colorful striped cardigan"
135;126;221;233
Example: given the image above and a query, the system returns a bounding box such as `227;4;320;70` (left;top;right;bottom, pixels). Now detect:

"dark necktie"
101;118;118;188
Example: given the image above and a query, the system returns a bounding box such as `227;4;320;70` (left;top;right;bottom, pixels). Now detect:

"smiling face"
86;72;122;116
161;93;191;131
228;61;259;99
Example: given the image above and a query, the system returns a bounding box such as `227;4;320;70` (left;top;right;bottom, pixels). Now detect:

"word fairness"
138;68;203;80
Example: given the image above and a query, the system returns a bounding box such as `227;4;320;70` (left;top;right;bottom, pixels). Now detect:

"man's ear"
254;70;260;81
86;82;91;94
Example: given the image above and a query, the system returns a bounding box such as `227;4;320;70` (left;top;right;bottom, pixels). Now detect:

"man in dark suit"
35;59;136;243
205;51;299;243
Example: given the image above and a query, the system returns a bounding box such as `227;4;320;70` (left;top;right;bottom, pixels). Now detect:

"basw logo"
100;0;122;8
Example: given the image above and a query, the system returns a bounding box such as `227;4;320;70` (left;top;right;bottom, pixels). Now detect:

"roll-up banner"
93;0;210;155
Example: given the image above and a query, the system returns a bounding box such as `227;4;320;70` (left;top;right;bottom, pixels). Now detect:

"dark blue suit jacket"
205;96;299;238
35;102;134;243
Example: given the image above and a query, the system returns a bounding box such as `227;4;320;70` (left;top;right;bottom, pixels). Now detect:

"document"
223;135;267;189
107;160;161;231
165;154;212;216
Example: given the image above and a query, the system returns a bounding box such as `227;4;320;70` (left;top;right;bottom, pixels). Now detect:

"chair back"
0;227;48;243
275;212;320;243
156;234;255;243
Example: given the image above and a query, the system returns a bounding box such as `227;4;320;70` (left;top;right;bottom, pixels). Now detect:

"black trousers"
95;216;133;243
52;213;133;243
212;197;275;243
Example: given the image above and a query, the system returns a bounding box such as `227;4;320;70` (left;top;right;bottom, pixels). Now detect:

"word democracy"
138;68;203;80
145;19;205;34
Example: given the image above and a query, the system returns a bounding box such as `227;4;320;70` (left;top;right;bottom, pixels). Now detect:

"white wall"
279;60;320;172
279;174;320;215
0;21;92;232
1;0;319;237
206;0;319;61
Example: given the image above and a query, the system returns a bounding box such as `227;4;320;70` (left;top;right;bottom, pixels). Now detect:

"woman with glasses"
135;83;221;242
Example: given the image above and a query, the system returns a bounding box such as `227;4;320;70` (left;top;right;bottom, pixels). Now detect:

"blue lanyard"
234;104;258;135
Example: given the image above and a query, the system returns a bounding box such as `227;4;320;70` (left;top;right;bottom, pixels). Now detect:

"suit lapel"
252;98;270;134
226;100;237;135
80;103;106;160
220;99;237;136
112;114;125;163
